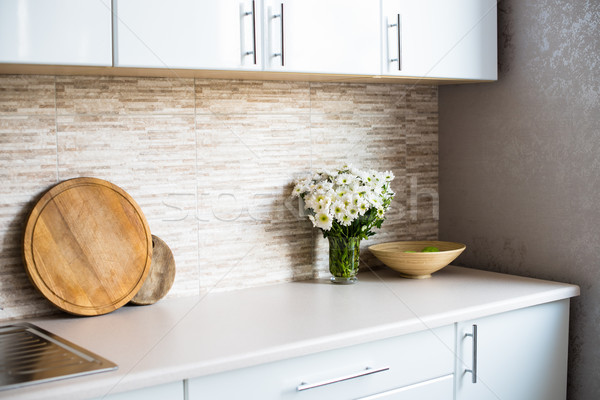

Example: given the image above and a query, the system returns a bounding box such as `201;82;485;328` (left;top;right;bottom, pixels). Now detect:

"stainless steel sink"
0;323;117;391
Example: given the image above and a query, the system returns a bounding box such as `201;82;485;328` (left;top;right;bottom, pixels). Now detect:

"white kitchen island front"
1;266;579;400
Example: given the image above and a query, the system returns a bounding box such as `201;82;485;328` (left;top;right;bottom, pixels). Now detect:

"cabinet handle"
464;324;478;383
388;14;402;71
272;3;284;66
244;1;257;64
297;366;390;391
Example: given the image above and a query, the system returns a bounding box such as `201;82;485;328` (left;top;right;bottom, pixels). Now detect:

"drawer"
357;374;454;400
188;325;454;400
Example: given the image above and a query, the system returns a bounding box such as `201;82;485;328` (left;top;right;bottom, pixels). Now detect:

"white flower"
357;200;369;216
292;185;304;197
311;196;331;213
347;206;359;218
340;214;352;226
366;193;380;207
341;194;353;208
347;180;360;193
317;201;330;213
310;212;333;231
291;164;395;233
373;172;385;184
356;185;370;196
311;173;323;182
336;173;355;186
304;192;331;213
335;188;349;198
314;181;333;192
355;170;369;183
372;184;384;196
306;191;324;203
292;177;311;197
331;201;346;220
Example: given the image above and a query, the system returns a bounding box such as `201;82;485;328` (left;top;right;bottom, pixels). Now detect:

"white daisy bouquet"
292;165;395;240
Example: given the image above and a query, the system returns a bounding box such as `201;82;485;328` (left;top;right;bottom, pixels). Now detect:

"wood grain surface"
369;241;465;279
22;177;152;316
130;235;176;306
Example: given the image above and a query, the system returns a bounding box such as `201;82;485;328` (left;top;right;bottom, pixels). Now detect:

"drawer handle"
465;324;478;383
297;366;390;391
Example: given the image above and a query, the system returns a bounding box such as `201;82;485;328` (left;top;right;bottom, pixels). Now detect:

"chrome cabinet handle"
388;14;402;71
465;324;478;383
297;366;390;392
244;0;257;64
272;3;284;66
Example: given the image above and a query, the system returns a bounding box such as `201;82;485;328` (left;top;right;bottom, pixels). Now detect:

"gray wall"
439;0;599;398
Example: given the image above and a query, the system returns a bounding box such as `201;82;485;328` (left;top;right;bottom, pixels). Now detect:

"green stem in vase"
328;236;361;283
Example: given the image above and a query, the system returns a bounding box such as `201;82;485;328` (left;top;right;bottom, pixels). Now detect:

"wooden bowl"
369;241;466;279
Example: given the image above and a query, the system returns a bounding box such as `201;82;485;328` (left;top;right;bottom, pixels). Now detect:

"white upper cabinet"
114;0;261;70
263;0;380;75
382;0;497;80
0;0;497;81
0;0;112;66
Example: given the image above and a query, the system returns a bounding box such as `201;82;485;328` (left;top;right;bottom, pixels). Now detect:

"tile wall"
0;75;438;320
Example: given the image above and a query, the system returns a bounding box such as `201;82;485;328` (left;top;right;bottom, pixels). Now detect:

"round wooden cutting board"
130;235;176;306
23;177;152;316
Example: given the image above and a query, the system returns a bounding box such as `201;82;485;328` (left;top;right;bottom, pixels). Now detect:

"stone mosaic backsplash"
0;75;438;320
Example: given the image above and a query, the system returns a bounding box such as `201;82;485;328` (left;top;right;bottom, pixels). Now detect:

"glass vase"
328;236;361;284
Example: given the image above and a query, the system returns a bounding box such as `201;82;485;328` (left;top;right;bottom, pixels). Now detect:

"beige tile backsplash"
0;75;438;320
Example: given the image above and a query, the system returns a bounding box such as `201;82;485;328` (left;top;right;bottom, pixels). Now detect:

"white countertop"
1;266;580;400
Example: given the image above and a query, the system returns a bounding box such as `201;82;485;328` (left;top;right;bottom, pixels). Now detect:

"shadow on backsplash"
1;184;58;320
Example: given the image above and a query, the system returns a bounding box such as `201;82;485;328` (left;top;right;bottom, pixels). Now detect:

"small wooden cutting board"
22;177;152;316
130;235;176;305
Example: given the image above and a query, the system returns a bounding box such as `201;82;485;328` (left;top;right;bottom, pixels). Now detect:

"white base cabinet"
456;299;570;400
90;299;571;400
185;300;570;400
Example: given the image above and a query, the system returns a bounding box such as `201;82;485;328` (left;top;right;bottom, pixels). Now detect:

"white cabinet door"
263;0;380;75
0;0;112;66
456;299;570;400
381;0;497;80
115;0;261;70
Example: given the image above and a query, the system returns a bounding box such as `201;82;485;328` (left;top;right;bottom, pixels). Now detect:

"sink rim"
0;322;117;391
